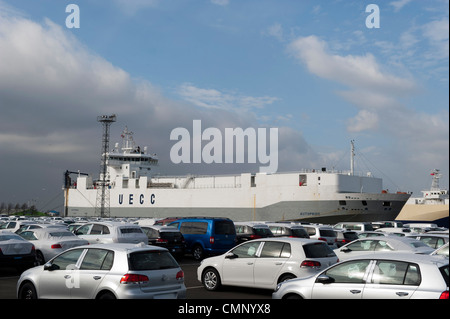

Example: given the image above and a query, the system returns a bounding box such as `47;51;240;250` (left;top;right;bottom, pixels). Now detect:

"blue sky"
0;0;448;211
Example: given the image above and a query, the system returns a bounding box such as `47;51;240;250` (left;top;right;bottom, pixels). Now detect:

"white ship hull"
65;171;410;223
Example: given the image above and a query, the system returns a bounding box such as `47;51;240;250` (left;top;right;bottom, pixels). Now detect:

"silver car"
17;243;186;299
273;253;449;299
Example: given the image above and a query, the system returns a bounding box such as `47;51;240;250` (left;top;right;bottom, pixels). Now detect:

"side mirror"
225;252;238;259
44;262;60;271
316;274;335;284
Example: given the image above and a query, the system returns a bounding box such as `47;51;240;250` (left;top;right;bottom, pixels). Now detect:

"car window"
232;242;261;258
347;240;378;251
439;265;449;286
214;220;236;235
76;224;92;235
372;261;421;285
180;222;208;235
260;242;290;258
129;250;179;270
80;249;114;270
322;260;371;284
374;240;394;251
319;229;337;237
51;249;85;270
304;242;336;258
19;231;37;241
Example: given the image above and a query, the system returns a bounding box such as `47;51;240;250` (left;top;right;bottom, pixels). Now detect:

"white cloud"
390;0;413;12
211;0;230;6
177;83;279;112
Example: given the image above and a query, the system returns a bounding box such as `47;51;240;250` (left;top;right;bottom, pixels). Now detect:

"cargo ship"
396;169;449;227
63;127;410;223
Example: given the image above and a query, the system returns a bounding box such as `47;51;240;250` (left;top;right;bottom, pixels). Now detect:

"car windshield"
0;234;24;241
129;250;179;271
408;240;429;248
303;242;336;258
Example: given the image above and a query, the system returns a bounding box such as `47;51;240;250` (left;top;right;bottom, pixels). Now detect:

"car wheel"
278;274;296;284
284;293;302;299
36;251;45;265
202;268;221;291
19;282;37;299
97;291;116;299
192;245;204;260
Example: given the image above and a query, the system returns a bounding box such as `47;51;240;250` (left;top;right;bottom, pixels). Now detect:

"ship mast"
430;169;442;191
350;140;355;176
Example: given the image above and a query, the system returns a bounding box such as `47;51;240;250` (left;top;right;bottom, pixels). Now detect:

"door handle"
64;275;71;279
275;262;282;265
350;290;361;294
247;262;254;265
93;276;102;280
396;292;409;297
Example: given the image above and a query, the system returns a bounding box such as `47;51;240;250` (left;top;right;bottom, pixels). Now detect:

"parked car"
0;231;36;271
18;228;89;265
234;222;274;244
17;243;186;299
140;225;186;258
334;236;435;261
75;222;148;245
15;223;67;235
358;231;393;238
169;217;236;260
302;225;337;248
266;223;309;238
273;253;449;299
335;230;359;247
334;222;374;232
407;234;449;249
198;238;338;291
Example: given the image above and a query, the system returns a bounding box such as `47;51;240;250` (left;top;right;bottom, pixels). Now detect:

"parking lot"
0;257;272;299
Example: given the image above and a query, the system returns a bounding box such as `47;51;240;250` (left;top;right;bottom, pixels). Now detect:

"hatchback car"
234;222;274;244
334;236;435;261
169;217;236;260
75;222;148;245
266;223;309;239
407;234;449;249
273;253;449;299
302;225;337;248
17;243;186;299
19;228;89;265
140;225;186;258
0;231;36;271
198;238;338;291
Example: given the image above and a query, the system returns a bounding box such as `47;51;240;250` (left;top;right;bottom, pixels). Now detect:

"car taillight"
156;238;168;243
318;237;327;242
300;260;321;268
210;237;215;244
249;235;261;240
440;291;449;299
51;244;62;249
120;274;149;284
176;270;184;280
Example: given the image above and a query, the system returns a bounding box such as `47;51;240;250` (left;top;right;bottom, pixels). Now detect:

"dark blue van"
168;217;236;260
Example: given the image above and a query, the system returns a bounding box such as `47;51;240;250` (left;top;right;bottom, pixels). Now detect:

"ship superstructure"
64;127;410;223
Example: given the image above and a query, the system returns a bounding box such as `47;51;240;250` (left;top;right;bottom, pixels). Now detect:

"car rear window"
291;228;309;238
303;242;336;258
214;220;236;235
129;250;179;271
120;227;143;234
440;265;449;286
319;229;337;237
160;231;184;240
254;227;273;236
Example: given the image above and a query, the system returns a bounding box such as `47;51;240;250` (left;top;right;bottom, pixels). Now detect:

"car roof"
243;237;327;245
142;225;180;232
72;243;168;252
344;252;449;266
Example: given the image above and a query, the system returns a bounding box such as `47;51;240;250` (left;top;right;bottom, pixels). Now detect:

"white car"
74;222;148;245
197;238;338;291
334;236;435;261
0;230;36;271
273;253;449;299
17;243;186;299
19;228;89;264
